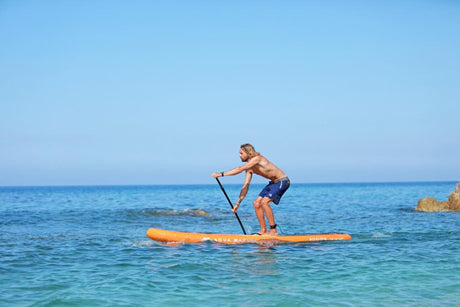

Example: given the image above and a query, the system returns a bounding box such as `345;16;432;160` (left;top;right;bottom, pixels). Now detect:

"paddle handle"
216;177;247;235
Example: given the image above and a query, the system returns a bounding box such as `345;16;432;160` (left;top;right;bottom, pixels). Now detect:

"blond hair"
240;143;260;158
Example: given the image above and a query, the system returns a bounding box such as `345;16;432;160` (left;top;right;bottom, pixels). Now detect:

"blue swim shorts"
258;177;290;205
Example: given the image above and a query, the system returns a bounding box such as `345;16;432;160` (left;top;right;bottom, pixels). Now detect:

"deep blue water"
1;182;459;306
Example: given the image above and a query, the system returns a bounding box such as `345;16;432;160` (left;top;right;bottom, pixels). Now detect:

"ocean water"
1;182;459;306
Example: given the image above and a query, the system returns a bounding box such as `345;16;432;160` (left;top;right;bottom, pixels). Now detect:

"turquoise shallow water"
1;182;459;306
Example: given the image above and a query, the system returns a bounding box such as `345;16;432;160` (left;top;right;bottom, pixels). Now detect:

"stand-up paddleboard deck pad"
147;228;351;244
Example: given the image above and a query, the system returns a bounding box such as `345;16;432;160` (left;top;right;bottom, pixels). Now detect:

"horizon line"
0;180;458;188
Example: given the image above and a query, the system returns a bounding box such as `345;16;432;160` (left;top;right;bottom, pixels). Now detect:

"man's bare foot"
262;230;278;236
252;230;268;236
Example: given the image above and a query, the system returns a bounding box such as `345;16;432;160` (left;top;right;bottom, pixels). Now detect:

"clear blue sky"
1;1;459;186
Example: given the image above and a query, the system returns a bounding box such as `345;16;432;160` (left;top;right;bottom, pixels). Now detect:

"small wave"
122;240;154;247
144;208;212;217
371;233;392;238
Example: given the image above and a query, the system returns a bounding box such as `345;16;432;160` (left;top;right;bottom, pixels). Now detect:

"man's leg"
253;196;267;234
261;197;278;236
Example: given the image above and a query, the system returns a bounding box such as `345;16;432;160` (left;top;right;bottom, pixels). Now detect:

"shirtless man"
212;144;290;236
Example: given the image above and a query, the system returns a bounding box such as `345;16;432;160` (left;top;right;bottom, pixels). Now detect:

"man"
212;144;290;236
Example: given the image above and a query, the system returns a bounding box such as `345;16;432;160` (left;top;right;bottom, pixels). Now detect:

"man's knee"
253;197;263;209
260;197;272;208
254;197;272;209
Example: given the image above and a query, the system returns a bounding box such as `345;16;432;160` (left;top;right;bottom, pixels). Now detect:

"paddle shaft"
216;178;247;234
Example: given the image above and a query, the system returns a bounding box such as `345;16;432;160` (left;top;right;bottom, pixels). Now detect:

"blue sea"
1;182;459;306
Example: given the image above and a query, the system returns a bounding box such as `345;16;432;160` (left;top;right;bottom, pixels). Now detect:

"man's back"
248;155;286;182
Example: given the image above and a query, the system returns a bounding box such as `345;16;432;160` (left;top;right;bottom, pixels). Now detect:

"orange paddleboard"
146;228;351;244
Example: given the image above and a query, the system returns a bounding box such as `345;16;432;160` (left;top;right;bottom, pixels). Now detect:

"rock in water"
416;197;449;212
455;181;460;194
448;192;460;211
416;181;460;212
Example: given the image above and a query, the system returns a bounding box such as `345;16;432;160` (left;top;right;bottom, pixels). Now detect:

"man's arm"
211;156;261;178
232;171;253;213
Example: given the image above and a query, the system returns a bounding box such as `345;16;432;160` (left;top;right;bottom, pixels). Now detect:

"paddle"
215;177;247;234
